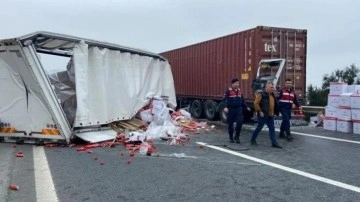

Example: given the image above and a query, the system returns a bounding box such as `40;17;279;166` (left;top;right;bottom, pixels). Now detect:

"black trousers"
227;107;244;140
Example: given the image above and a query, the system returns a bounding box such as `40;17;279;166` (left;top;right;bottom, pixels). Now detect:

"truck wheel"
218;102;227;123
190;100;203;118
204;100;218;120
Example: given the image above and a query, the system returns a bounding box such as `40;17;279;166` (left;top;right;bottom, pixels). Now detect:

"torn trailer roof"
9;31;167;60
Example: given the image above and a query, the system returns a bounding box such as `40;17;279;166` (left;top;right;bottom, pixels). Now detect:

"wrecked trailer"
0;32;176;144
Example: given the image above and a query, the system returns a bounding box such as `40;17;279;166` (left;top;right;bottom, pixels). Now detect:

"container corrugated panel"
161;26;307;102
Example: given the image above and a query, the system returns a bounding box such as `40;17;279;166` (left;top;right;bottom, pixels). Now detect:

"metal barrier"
301;106;325;114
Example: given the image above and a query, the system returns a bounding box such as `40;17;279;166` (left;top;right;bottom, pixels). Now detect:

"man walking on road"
223;78;250;144
277;78;301;141
250;82;282;149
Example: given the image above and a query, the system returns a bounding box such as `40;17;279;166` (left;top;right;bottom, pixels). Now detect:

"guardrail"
301;106;325;114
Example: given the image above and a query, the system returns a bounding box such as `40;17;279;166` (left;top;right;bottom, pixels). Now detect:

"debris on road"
169;153;186;158
16;151;24;158
67;98;215;159
9;184;19;190
45;144;60;148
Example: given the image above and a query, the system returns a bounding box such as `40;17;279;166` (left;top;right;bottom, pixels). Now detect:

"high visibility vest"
278;88;295;104
227;88;242;98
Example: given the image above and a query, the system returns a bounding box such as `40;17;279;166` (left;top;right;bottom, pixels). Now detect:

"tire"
218;102;228;123
190;100;203;118
204;100;218;120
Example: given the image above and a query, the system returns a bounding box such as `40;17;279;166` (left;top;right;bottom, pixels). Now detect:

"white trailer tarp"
73;42;176;127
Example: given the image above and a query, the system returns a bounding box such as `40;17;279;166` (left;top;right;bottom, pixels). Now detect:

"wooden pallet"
110;118;147;132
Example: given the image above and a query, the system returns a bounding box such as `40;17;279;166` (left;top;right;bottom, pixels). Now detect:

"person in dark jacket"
277;78;301;140
223;78;250;143
250;82;282;149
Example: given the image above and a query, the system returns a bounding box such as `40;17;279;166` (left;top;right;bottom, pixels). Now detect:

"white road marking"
196;142;360;193
144;154;261;166
280;130;360;144
33;146;58;202
243;125;360;144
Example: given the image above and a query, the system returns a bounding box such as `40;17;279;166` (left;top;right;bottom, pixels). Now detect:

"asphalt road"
1;123;360;202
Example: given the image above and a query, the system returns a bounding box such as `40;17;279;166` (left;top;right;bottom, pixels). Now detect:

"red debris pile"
16;151;24;158
65;98;215;158
9;184;19;190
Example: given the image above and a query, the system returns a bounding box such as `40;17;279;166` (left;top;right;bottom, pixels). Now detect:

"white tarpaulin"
73;42;176;127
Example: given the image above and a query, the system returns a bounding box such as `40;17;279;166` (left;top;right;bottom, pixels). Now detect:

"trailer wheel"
218;102;227;123
0;137;4;142
204;100;218;120
190;100;203;118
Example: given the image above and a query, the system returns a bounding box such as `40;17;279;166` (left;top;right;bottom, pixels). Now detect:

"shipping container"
160;25;307;122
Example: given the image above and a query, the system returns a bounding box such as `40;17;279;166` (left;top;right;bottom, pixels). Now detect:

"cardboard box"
327;95;340;108
325;106;337;118
151;99;166;115
329;82;347;95
339;93;353;108
323;117;337;131
353;121;360;135
347;85;360;94
350;94;360;109
351;109;360;121
337;108;352;121
347;85;354;94
337;119;353;133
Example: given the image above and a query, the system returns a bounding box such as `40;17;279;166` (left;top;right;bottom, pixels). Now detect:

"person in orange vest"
223;78;251;143
277;78;301;140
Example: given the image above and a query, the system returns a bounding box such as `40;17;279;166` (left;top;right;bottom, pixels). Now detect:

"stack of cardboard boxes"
324;82;360;134
351;92;360;134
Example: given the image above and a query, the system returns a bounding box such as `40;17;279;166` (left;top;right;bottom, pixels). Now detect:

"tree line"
307;64;360;106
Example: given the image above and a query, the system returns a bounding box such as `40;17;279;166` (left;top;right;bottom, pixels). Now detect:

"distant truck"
0;32;176;144
160;26;307;122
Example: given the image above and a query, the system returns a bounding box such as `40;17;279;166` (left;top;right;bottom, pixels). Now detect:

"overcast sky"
1;0;359;87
